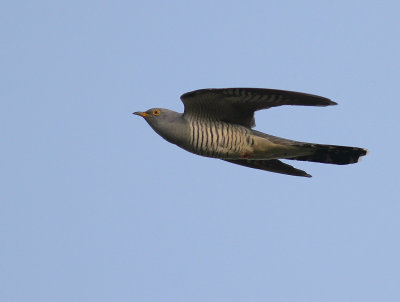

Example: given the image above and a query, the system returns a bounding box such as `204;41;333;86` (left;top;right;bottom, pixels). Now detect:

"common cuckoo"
133;88;367;177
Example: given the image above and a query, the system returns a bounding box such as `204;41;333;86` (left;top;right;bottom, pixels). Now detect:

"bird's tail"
288;143;368;165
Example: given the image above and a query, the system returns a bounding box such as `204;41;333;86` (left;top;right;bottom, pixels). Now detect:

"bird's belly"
186;121;254;159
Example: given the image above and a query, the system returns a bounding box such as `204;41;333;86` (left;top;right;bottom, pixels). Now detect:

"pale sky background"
1;1;399;301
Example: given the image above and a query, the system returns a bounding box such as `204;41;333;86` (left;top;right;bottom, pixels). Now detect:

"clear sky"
1;0;399;301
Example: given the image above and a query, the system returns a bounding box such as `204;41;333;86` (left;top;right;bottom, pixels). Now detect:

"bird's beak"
133;111;151;117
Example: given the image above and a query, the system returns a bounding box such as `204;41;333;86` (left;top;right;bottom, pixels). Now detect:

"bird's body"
134;88;367;177
183;117;312;160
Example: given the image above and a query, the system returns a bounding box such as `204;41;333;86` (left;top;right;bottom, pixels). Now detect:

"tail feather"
288;144;368;165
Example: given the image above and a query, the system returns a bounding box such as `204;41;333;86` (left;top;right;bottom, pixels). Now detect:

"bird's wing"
223;159;311;177
181;88;336;128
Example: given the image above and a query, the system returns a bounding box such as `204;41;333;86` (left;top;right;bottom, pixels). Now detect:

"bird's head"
133;108;188;145
133;108;180;124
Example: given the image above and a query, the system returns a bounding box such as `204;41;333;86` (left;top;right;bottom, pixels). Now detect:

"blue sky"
1;0;399;301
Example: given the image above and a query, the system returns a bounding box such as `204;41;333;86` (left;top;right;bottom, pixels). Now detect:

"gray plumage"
133;88;367;177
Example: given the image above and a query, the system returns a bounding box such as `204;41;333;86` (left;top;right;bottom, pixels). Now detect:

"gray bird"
133;88;367;177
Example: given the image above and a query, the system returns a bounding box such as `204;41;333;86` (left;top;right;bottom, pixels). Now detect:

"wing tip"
317;99;337;106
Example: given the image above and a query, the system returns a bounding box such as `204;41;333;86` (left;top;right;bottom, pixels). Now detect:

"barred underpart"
186;115;253;159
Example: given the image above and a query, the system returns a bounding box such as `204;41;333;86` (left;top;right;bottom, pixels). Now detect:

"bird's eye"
152;109;161;116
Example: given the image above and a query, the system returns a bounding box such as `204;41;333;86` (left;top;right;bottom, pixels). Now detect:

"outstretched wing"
181;88;336;128
223;159;311;177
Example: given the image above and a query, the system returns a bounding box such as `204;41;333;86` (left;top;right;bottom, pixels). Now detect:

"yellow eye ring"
152;109;161;116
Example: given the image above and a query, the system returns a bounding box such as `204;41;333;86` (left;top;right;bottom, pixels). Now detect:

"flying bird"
133;88;367;177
